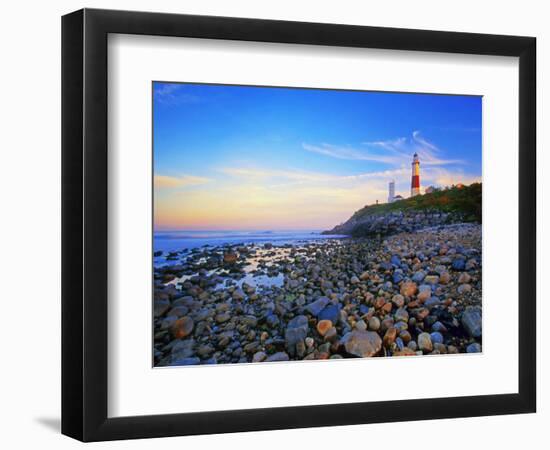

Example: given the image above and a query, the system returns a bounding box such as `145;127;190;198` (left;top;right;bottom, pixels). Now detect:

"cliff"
323;182;481;237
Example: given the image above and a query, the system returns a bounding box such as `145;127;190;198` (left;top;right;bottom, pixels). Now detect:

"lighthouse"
411;153;420;197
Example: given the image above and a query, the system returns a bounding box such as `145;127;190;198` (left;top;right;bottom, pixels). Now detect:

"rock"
167;306;188;318
232;289;246;301
430;331;444;344
452;258;466;271
266;314;280;328
316;319;333;336
318;303;341;323
171;316;194;339
424;275;440;285
305;337;314;348
355;320;367;331
341;330;382;357
392;294;405;308
266;351;289;362
368;316;381;331
439;272;451;284
171;339;195;360
390;255;401;266
399;330;412;343
461;306;482;338
400;281;418;297
223;252;238;264
466;342;482;353
241;315;258;327
160;315;178;330
360;271;370;281
417;289;431;303
243;341;260;353
458;273;471;284
392;273;404;284
350;275;360;284
154;298;171;317
324;327;338;342
394;307;409;323
432;321;448;333
296;340;306;357
457;284;472;294
418;332;433;352
285;315;309;355
412;271;426;283
305;297;330;316
252;351;267;362
383;327;398;347
215;312;231;324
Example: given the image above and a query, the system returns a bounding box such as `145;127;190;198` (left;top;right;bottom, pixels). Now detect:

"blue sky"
153;82;481;230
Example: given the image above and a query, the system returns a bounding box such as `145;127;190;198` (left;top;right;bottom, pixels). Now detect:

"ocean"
153;229;346;253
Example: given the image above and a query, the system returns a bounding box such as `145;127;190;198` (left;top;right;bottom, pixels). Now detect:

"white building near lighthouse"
388;180;395;203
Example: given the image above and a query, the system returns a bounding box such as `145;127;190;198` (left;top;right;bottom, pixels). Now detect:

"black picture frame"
62;8;536;442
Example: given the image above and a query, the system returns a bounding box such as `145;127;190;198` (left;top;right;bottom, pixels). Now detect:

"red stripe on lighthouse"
411;175;420;189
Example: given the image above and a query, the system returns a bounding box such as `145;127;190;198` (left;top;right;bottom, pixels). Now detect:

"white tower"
388;180;395;203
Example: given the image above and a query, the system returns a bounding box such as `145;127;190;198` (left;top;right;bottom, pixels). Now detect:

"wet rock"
305;297;330;316
285;315;309;355
341;330;382;357
318;303;341;323
171;316;194;339
223;252;238;264
154;298;171;317
461;306;482;338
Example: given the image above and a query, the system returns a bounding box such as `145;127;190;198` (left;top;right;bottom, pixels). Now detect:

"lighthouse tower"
411;153;420;197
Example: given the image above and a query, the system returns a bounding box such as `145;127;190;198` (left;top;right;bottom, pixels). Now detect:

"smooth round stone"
171;316;194;339
341;330;382;357
355;320;367;331
316;319;333;336
466;342;482;353
418;332;433;352
392;294;405;308
412;271;426;283
400;281;418;297
430;331;444;344
368;316;381;331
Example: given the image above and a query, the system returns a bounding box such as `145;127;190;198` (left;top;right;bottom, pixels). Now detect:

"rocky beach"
153;221;482;366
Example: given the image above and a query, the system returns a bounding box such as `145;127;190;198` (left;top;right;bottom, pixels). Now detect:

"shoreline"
153;222;482;366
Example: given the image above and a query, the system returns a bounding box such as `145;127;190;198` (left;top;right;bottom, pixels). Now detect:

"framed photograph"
62;8;536;442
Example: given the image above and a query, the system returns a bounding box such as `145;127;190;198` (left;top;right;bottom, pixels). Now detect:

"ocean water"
153;229;346;253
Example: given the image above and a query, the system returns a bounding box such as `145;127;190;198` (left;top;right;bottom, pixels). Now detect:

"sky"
153;82;482;231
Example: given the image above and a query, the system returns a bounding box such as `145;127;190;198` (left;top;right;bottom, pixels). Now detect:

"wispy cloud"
154;84;200;105
302;143;402;165
154;174;210;189
305;131;464;167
